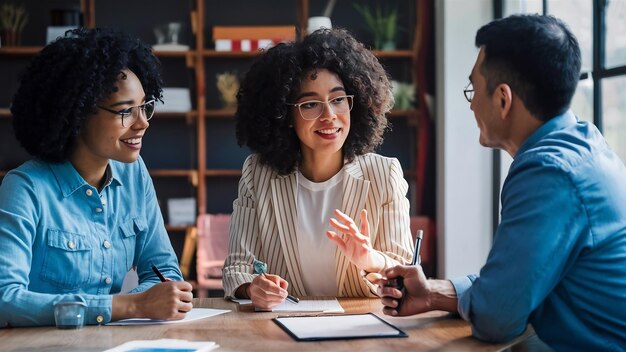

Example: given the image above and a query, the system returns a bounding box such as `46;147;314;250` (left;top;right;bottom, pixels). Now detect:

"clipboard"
273;313;407;341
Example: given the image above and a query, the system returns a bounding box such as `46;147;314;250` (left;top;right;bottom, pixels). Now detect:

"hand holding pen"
152;264;169;282
118;264;193;321
260;273;300;304
376;230;430;316
246;260;299;310
395;229;423;310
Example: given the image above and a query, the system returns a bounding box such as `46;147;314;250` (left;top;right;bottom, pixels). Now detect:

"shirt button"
105;277;112;284
96;315;104;323
86;189;93;196
67;241;76;249
95;207;103;213
103;241;111;249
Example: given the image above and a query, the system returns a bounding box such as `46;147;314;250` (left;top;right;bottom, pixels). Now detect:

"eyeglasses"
286;95;354;120
463;82;474;103
97;100;156;127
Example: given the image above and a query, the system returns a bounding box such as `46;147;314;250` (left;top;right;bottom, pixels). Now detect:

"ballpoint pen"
152;264;167;283
395;229;423;310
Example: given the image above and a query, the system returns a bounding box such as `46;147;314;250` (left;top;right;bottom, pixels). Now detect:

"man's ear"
495;83;513;120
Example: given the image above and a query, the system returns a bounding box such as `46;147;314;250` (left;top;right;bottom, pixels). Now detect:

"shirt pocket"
40;230;93;290
119;217;146;270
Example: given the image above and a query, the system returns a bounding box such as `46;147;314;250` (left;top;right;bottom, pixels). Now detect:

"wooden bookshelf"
388;109;418;118
0;47;41;55
150;169;198;186
201;50;262;58
372;50;414;59
149;169;196;177
201;49;413;60
153;50;193;58
0;0;429;277
153;112;198;124
204;169;242;177
205;109;236;118
165;225;191;232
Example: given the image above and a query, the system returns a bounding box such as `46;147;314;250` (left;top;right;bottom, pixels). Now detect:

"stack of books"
158;88;192;113
212;26;296;52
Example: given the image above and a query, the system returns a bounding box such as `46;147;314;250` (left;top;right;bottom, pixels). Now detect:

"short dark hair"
475;14;581;121
11;27;163;162
235;28;393;174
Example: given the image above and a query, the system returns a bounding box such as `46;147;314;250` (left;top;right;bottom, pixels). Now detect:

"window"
502;0;626;162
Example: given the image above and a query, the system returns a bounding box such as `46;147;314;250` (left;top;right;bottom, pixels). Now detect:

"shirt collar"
516;110;578;157
49;161;123;198
100;164;121;192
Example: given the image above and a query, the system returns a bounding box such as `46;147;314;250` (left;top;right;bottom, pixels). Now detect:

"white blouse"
296;169;343;296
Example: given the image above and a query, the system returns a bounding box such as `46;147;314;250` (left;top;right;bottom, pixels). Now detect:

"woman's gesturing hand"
326;209;384;273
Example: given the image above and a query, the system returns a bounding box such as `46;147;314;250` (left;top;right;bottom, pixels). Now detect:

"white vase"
307;16;332;34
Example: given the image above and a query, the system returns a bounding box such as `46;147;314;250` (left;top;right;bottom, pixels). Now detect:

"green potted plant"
0;3;28;47
353;2;398;50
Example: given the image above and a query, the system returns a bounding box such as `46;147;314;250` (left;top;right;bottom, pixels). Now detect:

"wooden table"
0;298;535;351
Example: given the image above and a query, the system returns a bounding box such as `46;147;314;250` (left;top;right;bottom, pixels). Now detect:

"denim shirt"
0;156;182;327
451;111;626;351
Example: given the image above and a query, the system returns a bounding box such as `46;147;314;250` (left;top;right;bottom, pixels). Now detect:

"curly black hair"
10;27;163;162
235;28;393;174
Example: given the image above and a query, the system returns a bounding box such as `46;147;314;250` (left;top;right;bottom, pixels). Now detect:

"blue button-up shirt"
0;157;182;327
451;111;626;351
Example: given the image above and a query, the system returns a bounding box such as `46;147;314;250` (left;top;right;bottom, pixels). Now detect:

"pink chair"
196;213;231;297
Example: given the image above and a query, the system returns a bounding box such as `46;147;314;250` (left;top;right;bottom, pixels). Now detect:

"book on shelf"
167;197;196;226
212;25;296;52
158;87;192;112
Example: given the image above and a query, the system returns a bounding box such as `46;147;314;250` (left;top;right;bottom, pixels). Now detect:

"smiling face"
291;69;351;169
72;69;150;169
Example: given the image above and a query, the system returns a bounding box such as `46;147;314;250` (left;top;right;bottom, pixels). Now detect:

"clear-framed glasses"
463;82;474;103
97;100;156;127
286;95;354;120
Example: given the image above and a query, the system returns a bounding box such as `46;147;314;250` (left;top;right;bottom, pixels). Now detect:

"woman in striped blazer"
224;28;414;309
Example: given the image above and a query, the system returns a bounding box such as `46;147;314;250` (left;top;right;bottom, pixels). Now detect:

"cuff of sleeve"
223;273;255;299
450;275;475;321
84;296;112;325
363;251;396;275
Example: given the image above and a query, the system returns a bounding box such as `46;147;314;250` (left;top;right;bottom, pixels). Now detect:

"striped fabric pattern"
223;153;414;298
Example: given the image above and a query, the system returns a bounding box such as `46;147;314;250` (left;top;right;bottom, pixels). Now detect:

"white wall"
436;0;494;278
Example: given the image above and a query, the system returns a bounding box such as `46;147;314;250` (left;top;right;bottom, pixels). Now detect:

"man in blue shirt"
0;28;192;327
378;14;626;351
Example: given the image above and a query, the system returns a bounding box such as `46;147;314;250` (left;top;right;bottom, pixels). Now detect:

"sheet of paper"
106;308;230;326
104;338;218;352
229;297;252;305
256;298;344;313
274;313;404;340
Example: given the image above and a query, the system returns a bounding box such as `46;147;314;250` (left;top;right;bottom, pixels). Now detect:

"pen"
152;264;167;282
260;272;299;304
286;295;300;304
395;229;423;310
411;229;423;266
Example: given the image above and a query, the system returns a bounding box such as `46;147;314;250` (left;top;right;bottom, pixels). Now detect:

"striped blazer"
223;153;414;298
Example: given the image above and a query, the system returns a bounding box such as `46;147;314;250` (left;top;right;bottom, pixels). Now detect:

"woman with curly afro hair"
223;28;414;309
0;28;193;327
